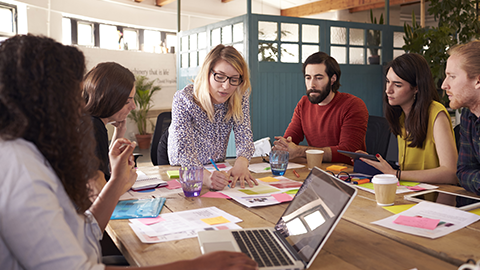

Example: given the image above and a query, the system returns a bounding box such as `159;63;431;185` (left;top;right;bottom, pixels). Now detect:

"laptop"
197;167;357;270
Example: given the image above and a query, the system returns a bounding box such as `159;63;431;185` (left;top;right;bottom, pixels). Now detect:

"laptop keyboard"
232;229;294;268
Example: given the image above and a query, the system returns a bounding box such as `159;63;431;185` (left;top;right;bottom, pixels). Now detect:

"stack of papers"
128;206;242;243
131;170;167;191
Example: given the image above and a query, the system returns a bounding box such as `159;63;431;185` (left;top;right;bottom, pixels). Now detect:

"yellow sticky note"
259;176;280;182
382;204;416;214
326;165;348;172
469;208;480;216
201;216;230;225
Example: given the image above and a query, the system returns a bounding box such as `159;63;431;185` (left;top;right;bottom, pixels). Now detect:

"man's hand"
273;136;303;159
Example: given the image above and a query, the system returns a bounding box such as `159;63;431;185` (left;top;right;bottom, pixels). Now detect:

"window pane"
302;45;319;62
0;8;13;33
78;23;93;46
62;18;72;45
199;50;207;66
281;44;299;63
100;24;119;50
367;48;381;65
166;34;177;53
349;47;364;64
349;28;364;46
233;43;244;57
144;30;161;53
281;23;298;42
331;27;346;45
222;25;232;44
190;51;197;67
394;49;404;59
181;36;188;52
302;24;319;43
394;32;405;48
198;32;207;49
233;23;243;42
258;21;277;41
211;28;221;46
124;29;138;50
331;46;346;64
258;42;277;62
181;53;188;68
190;33;197;50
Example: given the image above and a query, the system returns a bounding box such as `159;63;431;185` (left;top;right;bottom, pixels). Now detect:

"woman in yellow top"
360;53;458;184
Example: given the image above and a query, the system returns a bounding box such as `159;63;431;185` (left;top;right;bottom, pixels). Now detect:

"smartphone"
404;190;480;210
337;150;378;161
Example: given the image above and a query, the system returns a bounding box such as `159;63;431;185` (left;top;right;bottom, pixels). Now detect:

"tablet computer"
337;150;378;161
404;190;480;210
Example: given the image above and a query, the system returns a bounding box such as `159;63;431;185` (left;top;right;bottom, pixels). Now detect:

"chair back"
366;115;391;157
151;112;171;165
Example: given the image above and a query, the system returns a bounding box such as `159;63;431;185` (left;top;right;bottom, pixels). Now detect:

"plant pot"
368;55;380;65
135;133;152;150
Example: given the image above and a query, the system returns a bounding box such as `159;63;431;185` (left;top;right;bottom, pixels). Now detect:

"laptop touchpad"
204;242;237;252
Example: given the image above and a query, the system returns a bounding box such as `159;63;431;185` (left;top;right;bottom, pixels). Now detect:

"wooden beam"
349;0;420;13
281;0;385;17
134;0;144;2
156;0;176;7
222;0;235;2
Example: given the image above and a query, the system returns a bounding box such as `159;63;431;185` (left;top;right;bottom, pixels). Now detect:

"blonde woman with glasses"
168;44;257;190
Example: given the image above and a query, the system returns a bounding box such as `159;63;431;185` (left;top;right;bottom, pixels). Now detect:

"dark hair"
384;53;440;148
302;51;341;92
0;34;98;212
83;62;135;118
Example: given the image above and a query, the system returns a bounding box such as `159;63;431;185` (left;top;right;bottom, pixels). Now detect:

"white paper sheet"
248;162;305;173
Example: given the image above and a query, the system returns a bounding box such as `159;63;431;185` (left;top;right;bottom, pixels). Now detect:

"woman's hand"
207;170;231;191
109;138;137;194
359;153;396;175
229;157;257;188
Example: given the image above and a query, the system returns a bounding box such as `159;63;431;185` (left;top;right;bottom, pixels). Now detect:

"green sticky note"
167;170;179;178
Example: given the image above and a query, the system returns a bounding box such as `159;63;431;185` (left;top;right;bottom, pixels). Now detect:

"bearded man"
273;52;369;164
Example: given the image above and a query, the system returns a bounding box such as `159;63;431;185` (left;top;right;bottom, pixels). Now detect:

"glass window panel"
394;31;405;48
349;47;364;64
190;51;197;67
281;44;299;63
367;29;382;48
124;29;138;50
198;32;207;49
144;30;161;53
199;50;207;66
302;24;319;43
190;33;197;50
62;18;72;45
233;23;244;42
222;25;232;44
331;27;346;45
281;23;298;42
100;24;119;50
233;43;244;57
394;49;404;59
0;8;13;33
258;42;277;62
331;46;346;64
302;45;319;62
349;28;364;46
258;21;277;41
181;36;188;52
211;28;221;46
181;53;188;68
78;23;94;46
367;48;381;65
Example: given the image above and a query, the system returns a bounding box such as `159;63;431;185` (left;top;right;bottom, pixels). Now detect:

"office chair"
151;112;171;166
365;115;391;157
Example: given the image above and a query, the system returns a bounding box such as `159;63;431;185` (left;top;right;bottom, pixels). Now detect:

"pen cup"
371;174;398;206
269;150;289;176
179;166;203;197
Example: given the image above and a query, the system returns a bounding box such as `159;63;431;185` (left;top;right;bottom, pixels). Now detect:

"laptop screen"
274;167;357;265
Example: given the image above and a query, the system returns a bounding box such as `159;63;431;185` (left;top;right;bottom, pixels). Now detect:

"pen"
293;170;300;178
209;158;220;171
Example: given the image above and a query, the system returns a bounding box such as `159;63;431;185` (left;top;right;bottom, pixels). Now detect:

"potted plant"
129;75;161;149
366;10;383;65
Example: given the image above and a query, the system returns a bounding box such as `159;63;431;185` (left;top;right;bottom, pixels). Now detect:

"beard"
307;80;331;104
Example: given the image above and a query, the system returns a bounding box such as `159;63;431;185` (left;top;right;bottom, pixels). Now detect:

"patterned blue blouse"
168;84;255;166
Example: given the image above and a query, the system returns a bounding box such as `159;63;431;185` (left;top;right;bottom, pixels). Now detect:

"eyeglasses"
211;70;243;86
325;170;351;182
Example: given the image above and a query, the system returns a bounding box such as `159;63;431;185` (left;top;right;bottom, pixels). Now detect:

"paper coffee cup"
306;149;324;170
371;174;398;206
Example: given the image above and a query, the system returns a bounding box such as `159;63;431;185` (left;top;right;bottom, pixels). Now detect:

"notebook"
131;170;167;191
197;167;357;270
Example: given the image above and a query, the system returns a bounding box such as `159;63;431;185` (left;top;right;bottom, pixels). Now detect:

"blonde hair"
448;40;480;79
193;44;251;122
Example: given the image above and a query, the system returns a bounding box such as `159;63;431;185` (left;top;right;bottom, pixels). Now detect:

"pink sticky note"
217;164;227;168
393;215;440;230
166;180;182;190
201;191;231;199
138;216;166;225
272;193;293;203
407;186;426;191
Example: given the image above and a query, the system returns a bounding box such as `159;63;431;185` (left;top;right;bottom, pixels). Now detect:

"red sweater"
284;92;368;164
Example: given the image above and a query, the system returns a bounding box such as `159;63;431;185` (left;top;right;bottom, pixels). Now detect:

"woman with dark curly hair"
83;62;136;181
0;34;257;270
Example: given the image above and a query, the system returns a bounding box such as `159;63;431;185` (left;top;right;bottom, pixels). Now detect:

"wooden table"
106;158;477;269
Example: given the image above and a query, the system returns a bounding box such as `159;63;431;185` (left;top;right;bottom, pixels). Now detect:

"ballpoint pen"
210;158;230;188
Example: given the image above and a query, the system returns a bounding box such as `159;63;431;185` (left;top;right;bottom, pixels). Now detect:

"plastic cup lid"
371;174;398;184
306;149;324;154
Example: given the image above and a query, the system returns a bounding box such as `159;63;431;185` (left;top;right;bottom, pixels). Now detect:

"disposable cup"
306;149;324;170
371;174;398;206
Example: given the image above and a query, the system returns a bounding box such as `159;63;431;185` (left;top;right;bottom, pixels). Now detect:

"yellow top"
398;101;453;171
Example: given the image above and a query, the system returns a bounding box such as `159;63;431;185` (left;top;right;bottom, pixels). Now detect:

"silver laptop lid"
274;166;357;268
